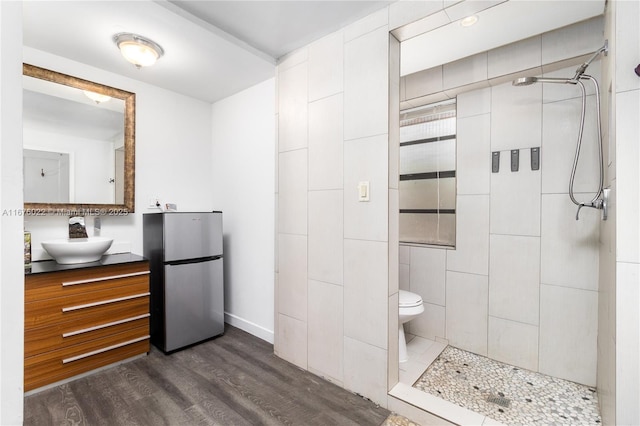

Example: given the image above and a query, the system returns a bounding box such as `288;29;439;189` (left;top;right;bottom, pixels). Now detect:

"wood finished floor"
24;325;391;426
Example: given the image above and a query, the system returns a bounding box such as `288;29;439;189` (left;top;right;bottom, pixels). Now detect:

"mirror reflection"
22;64;135;213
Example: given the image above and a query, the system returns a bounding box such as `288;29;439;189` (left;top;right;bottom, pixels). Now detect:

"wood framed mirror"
23;64;135;214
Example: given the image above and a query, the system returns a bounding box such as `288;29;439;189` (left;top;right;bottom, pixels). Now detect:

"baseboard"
224;312;274;344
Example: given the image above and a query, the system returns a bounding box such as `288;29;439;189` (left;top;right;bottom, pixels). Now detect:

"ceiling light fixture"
460;15;479;27
83;90;111;104
113;33;164;68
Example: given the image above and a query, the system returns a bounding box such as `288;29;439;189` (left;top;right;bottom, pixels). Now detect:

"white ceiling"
22;1;606;104
22;0;393;104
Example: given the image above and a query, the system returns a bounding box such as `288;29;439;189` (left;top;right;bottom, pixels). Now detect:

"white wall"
598;1;640;424
275;8;393;407
210;78;275;343
0;2;25;423
24;128;114;203
23;47;215;261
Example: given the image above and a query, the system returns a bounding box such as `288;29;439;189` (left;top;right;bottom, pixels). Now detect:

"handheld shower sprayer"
511;41;609;221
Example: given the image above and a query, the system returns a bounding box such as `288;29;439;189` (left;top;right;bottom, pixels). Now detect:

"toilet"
398;290;424;363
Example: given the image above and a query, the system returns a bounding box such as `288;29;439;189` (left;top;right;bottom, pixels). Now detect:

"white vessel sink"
41;237;113;264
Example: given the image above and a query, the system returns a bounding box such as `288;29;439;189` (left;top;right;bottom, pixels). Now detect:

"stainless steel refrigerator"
143;211;224;353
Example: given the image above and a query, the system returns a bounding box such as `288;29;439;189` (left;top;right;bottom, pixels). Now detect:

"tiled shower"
398;16;605;417
401;54;602;388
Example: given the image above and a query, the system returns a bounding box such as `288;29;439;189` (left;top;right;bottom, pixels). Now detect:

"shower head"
512;76;538;86
512;76;576;87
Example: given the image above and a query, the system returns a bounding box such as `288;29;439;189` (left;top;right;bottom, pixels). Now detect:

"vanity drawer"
25;282;149;330
24;329;149;392
24;258;150;391
25;310;149;358
25;263;150;302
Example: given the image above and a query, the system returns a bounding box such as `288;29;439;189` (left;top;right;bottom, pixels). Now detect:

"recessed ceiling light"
460;15;479;27
113;33;164;68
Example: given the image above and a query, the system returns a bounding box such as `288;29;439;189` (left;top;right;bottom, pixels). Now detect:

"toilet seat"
399;290;423;308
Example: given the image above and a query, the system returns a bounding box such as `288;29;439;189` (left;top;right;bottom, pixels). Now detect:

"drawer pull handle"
62;270;150;287
62;292;150;312
62;335;150;364
62;313;150;338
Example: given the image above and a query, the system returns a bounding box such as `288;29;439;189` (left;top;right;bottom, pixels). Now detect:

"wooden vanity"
24;254;150;392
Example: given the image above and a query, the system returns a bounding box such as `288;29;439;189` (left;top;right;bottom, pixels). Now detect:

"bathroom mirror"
22;63;135;214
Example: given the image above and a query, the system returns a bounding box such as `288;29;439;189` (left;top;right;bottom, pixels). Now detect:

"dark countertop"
25;253;147;275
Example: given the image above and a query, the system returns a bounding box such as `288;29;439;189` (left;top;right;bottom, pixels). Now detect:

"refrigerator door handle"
166;255;222;266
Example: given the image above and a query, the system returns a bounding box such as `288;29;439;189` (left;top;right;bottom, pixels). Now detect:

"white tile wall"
309;94;344;191
308;31;344;102
344;239;389;349
278;149;308;235
616;0;640;92
410;246;446;305
389;188;400;296
344;26;389;140
489;234;540;326
399;244;411;264
541;16;605;65
616;262;640;426
404;67;443;100
539;284;598;386
308;279;344;384
446;271;489;356
344;7;388;42
488;35;541;80
410;302;446;341
457;113;491;195
541;96;601;194
400;263;410;291
457;87;491;118
277;313;308;370
490;148;541;236
443;52;488;91
274;115;279;190
540;194;599;291
389;35;400;192
278;62;308;152
388;292;400;388
447;195;490;275
343;336;389;407
276;11;393;409
344;134;389;241
277;234;308;321
308;190;343;285
615;90;640;264
490;81;542;151
597;181;616;424
488;316;539;371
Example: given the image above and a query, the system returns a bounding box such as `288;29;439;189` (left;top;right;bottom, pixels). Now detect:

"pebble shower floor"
413;346;602;425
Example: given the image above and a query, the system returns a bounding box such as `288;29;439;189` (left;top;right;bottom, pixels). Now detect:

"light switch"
358;181;370;202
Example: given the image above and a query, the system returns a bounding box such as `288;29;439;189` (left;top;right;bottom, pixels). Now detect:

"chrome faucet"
69;216;88;238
